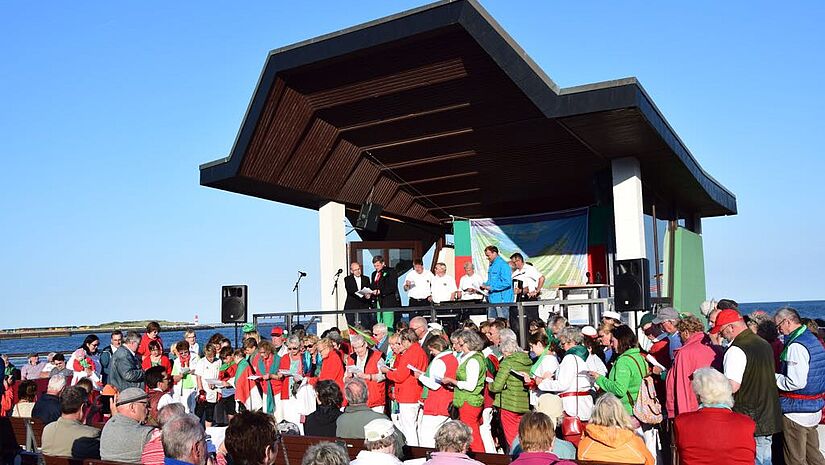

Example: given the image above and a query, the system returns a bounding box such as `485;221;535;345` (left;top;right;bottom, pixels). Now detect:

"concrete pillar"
611;157;647;261
319;201;347;331
612;157;646;331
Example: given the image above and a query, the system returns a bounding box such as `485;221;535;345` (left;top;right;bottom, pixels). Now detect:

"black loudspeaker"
614;258;650;312
355;202;383;232
221;285;248;323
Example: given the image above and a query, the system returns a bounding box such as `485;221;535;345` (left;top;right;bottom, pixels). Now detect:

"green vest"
453;352;486;408
729;330;783;436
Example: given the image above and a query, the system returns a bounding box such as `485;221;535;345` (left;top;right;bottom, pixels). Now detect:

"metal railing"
254;297;612;347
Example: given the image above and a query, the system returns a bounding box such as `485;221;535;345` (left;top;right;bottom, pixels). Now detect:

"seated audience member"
161;414;207;465
225;411;280;465
301;442;351;465
100;387;155;463
351;419;402;465
336;378;387;438
424;420;484;465
145;365;176;427
41;385;101;459
510;412;577;465
577;393;654;465
12;380;37;417
304;380;343;437
50;353;74;378
674;367;756;465
509;394;577;460
21;354;47;381
32;374;66;424
141;403;187;465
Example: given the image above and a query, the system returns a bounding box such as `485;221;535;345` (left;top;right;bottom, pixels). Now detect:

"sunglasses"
303;344;315;348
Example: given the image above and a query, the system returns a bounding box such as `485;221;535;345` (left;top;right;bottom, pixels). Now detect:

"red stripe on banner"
454;255;473;287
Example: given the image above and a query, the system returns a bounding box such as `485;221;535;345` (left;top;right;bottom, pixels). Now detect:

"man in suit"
345;261;374;328
370;255;400;329
110;331;145;391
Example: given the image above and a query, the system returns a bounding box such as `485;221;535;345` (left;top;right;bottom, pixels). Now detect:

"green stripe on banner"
453;220;471;256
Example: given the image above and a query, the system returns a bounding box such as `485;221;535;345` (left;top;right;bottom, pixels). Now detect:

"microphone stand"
331;270;343;324
293;273;304;326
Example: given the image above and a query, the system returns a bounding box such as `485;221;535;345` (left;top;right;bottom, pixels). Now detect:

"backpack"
625;354;663;425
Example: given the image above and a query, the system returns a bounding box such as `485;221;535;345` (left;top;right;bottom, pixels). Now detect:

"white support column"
319;201;347;331
612;157;646;332
611;157;647;261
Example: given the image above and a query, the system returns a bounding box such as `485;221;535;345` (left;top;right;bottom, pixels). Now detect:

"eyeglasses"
776;319;788;329
288;347;300;351
304;344;315;348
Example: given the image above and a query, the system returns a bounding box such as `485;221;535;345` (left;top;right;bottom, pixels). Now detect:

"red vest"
349;350;386;408
387;343;428;403
423;353;458;416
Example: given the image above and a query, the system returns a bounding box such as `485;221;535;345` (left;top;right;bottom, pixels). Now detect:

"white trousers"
480;407;497;453
418;414;449;448
281;397;304;434
395;403;421;446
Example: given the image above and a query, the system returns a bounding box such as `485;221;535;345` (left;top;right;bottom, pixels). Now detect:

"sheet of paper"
355;287;373;298
346;365;363;374
407;364;423;374
203;379;223;385
247;375;261;380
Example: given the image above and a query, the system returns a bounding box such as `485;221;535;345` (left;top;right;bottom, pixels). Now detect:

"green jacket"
595;348;647;415
489;351;532;414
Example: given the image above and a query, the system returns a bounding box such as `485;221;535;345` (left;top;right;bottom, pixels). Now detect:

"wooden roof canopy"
200;0;737;228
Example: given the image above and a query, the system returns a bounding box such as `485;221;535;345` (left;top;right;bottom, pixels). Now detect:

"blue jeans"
487;305;509;319
755;435;772;465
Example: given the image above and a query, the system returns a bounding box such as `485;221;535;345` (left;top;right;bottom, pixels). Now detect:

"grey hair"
699;300;718;317
500;337;521;356
558;326;584;346
286;335;301;348
455;329;485;351
350;334;366;347
364;430;398;452
124;331;141;345
372;323;388;335
775;307;801;325
344;378;368;405
691;367;734;408
162;414;204;461
47;374;67;393
463;262;475;270
498;328;517;344
590;393;634;430
434;420;472;453
157;402;186;427
301;442;350;465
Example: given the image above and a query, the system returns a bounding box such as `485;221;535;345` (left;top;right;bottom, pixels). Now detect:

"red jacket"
137;334;163;358
277;354;304;400
318;349;345;396
141;355;172;375
674;407;755;465
422;352;457;417
386;343;428;404
349;350;386;409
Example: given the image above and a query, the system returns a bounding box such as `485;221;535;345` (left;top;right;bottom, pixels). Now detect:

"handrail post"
518;302;526;349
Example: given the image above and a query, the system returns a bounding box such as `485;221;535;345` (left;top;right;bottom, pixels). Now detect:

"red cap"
709;309;742;334
270;327;284;336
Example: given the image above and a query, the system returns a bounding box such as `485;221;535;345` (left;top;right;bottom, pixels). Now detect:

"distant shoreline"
0;321;232;340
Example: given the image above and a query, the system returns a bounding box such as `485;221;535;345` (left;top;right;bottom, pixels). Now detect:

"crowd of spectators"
2;295;825;465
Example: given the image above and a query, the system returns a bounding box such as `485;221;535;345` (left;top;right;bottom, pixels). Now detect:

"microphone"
299;271;307;277
335;268;343;276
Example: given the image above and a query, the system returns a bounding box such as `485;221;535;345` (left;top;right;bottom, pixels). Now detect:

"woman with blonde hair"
577;393;653;464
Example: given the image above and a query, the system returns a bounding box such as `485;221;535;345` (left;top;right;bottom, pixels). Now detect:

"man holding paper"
345;261;374;328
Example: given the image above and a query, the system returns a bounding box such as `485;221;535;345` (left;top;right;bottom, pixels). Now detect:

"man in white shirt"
404;258;433;310
509;253;544;335
430;263;458;304
458;262;485;302
773;307;825;465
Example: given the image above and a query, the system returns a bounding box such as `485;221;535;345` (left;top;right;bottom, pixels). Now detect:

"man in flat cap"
100;387;155;463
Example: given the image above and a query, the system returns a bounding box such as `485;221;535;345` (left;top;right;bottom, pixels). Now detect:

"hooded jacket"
577;424;654;465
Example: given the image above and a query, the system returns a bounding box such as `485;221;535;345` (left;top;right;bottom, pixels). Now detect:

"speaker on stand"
222;285;248;347
355;202;383;232
614;258;651;313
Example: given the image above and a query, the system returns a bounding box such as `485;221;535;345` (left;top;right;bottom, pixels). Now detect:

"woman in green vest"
489;333;532;450
589;325;646;418
441;329;487;453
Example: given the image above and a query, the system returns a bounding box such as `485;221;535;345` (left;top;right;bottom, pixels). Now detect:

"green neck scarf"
781;326;807;361
565;345;589;362
530;346;552;376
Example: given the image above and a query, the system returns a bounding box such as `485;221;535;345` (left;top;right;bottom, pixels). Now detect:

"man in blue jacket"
480;245;513;320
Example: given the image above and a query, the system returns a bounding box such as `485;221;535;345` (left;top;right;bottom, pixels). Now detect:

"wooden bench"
42;456;84;465
7;417;45;450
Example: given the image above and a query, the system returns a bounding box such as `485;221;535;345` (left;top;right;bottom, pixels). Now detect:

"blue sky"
2;1;823;328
